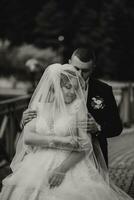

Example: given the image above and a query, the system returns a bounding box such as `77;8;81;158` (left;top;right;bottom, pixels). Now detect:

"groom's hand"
87;117;101;135
20;109;37;129
78;116;101;136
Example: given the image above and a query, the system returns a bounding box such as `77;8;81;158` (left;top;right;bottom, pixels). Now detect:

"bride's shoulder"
36;102;52;112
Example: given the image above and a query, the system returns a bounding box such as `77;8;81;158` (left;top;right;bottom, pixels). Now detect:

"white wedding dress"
0;101;132;200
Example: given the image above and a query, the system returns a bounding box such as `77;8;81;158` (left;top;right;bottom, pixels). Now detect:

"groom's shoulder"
92;78;112;91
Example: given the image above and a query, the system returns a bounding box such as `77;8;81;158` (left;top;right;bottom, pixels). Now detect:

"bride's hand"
48;166;66;189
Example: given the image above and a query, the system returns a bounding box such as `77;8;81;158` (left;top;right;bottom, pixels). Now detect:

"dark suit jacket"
87;78;123;166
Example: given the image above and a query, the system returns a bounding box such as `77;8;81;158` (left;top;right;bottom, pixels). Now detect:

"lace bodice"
23;99;92;153
35;100;80;137
36;114;76;137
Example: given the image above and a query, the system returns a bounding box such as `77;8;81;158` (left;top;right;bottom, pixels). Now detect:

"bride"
0;63;133;200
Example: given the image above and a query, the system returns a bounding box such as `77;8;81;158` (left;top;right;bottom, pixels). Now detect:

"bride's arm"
53;105;93;173
48;127;92;189
55;151;85;174
54;128;92;173
24;129;79;150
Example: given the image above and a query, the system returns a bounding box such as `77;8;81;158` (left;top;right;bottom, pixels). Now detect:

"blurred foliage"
0;41;63;81
0;0;134;80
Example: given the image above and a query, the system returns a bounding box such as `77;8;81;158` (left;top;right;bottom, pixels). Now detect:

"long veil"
10;63;133;199
10;63;108;180
10;63;87;171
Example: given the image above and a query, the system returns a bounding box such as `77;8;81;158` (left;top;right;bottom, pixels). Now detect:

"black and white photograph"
0;0;134;199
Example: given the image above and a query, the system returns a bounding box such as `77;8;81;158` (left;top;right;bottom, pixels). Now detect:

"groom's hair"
72;48;95;62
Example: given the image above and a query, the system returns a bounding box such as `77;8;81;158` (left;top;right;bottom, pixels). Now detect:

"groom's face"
69;55;94;81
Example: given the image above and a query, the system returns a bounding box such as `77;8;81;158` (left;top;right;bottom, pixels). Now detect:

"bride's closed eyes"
61;77;79;104
63;81;78;91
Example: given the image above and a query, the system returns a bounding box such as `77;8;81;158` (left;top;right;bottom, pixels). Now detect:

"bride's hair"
60;70;84;91
60;71;76;88
46;84;54;103
44;68;84;103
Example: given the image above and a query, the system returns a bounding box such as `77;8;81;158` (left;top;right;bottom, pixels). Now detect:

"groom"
69;48;123;165
21;48;123;166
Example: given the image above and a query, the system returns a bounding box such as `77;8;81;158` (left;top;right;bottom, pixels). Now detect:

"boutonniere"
91;96;105;109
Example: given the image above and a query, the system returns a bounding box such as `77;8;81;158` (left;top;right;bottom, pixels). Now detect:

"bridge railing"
0;95;30;160
110;82;134;126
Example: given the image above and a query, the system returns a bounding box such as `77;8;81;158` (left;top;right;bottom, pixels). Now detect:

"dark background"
0;2;134;197
0;0;134;80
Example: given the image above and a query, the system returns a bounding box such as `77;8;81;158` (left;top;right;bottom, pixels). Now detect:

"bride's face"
61;77;78;104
